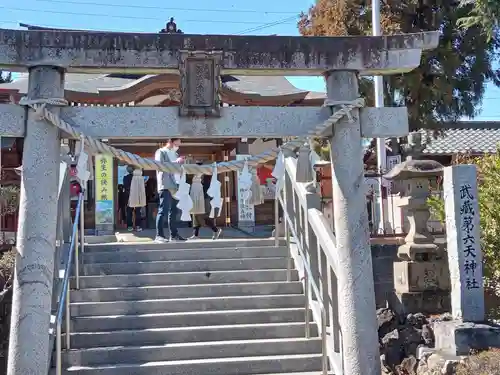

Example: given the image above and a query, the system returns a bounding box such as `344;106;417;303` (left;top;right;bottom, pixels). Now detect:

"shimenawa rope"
18;97;364;174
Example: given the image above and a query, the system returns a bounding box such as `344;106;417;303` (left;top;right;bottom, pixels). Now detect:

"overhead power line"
0;15;299;35
0;19;145;32
30;0;297;15
0;6;296;25
237;16;298;35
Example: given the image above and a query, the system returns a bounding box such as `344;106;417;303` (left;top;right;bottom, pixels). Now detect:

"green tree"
458;0;499;42
299;0;499;132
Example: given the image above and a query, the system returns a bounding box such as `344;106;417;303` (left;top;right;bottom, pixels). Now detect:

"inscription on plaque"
179;50;222;117
187;59;214;107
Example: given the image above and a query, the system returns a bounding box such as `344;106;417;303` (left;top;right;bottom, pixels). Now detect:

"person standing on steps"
189;161;223;240
154;138;187;243
127;166;147;232
122;165;137;231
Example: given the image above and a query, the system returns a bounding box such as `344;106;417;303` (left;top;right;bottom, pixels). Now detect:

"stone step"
84;239;284;253
70;294;305;316
83;257;291;275
72;269;299;289
70;308;310;332
83;246;288;263
71;281;303;302
60;337;322;366
69;322;318;349
57;353;323;375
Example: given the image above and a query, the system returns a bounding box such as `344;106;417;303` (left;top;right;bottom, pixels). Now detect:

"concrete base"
393;290;450;315
238;221;256;233
434;320;500;356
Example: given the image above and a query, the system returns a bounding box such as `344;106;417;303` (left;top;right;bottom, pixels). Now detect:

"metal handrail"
54;192;84;375
276;193;328;375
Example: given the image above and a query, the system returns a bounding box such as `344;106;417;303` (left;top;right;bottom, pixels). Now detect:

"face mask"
172;146;179;152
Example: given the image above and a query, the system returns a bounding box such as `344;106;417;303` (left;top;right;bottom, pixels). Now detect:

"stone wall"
371;244;399;309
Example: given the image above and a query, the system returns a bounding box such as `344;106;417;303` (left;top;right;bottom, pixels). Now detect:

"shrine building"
2;23;497;238
0;32;325;234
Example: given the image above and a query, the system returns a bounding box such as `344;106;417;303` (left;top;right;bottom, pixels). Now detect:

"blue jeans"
156;189;178;238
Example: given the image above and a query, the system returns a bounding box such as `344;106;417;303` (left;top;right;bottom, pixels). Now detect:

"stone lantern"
384;158;451;314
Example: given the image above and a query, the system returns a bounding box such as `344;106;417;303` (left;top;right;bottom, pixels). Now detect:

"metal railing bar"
74;221;80;290
54;192;84;375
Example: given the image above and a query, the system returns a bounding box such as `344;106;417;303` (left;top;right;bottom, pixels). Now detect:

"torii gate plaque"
0;28;439;375
178;50;222;117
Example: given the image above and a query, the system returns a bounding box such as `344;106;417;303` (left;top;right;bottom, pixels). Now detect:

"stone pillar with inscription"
384;159;451;314
443;165;484;321
432;165;500;356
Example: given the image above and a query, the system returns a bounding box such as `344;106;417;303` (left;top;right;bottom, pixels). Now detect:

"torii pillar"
326;71;381;375
8;66;64;375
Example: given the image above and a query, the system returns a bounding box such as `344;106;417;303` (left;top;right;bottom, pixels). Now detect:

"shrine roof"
0;73;325;105
421;122;500;155
0;73;308;96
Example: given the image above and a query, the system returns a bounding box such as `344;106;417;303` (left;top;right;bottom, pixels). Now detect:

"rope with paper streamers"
18;97;365;174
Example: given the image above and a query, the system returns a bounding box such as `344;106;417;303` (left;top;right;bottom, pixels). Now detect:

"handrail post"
321;308;328;375
74;220;80;290
304;273;310;339
56;322;62;375
285;221;292;282
274;196;279;247
283;176;292;282
65;286;70;350
80;195;85;255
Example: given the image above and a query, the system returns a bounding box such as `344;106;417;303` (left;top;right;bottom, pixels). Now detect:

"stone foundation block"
394;290;450;315
394;260;450;293
434;320;500;356
397;242;440;261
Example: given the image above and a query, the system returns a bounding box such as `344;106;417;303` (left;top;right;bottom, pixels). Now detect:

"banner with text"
95;155;114;229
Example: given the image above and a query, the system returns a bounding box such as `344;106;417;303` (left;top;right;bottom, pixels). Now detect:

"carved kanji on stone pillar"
178;50;222;117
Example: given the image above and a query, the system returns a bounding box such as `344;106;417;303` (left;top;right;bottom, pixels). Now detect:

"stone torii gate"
0;29;438;375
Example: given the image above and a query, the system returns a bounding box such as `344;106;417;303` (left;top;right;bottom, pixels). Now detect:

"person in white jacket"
189;161;222;240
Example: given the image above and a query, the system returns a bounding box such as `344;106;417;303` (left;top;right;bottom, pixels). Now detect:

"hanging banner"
94;155;114;232
236;155;255;226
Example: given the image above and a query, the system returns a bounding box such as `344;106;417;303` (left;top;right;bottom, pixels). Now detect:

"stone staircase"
55;238;326;375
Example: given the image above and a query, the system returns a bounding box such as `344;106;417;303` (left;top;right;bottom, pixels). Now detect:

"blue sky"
1;0;499;120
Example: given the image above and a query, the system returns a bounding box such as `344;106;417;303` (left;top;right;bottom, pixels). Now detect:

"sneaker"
154;236;169;243
171;234;187;242
136;227;143;232
212;228;222;240
189;235;200;240
127;227;134;232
